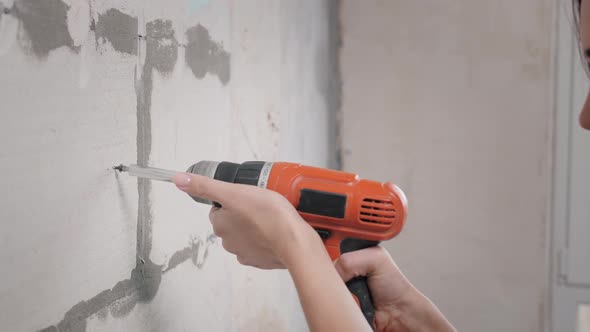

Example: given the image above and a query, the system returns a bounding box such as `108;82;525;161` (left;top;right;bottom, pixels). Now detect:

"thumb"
172;172;236;205
334;246;390;282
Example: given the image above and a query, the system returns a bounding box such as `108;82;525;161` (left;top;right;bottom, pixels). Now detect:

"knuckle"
237;256;259;268
268;190;288;204
193;184;209;199
211;221;226;237
208;208;219;221
236;256;247;265
373;246;391;262
270;259;284;270
337;254;355;273
221;239;234;253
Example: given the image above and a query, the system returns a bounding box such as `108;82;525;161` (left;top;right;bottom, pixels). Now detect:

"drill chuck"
186;160;274;204
185;161;219;204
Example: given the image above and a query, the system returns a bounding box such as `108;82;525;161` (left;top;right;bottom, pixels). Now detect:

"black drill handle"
346;276;375;330
340;239;379;330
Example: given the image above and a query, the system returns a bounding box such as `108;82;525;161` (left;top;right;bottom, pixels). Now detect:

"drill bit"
113;164;129;172
114;164;179;182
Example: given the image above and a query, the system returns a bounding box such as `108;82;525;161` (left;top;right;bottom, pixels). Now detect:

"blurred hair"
574;0;581;36
573;0;589;74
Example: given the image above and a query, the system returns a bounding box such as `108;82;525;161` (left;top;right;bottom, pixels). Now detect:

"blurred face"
579;0;590;129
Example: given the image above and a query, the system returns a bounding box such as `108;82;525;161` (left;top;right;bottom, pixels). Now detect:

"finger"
172;173;240;206
258;259;285;270
236;255;278;270
334;246;392;282
209;208;231;237
208;206;223;221
220;239;237;254
236;255;248;266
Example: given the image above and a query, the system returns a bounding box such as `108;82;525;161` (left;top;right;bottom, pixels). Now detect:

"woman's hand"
335;247;456;332
172;172;320;269
173;172;372;331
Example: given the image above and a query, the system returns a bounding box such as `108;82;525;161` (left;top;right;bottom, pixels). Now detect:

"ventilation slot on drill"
359;198;396;225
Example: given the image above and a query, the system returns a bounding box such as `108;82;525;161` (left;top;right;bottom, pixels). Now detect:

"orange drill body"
265;162;407;261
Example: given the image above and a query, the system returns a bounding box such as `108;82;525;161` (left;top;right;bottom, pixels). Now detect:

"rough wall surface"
340;1;553;331
0;0;339;331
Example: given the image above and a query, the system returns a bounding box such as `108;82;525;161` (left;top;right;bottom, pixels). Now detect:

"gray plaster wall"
0;0;339;331
339;1;554;331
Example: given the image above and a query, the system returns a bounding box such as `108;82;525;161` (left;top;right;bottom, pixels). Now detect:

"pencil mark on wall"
239;118;259;159
267;112;279;133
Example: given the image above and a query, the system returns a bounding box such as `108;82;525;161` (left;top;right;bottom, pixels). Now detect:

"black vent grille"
359;198;396;225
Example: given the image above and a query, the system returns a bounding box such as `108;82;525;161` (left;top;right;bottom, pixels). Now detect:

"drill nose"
185;161;220;205
186;160;220;178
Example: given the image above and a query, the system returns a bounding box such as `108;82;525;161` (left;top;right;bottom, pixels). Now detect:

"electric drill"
117;160;408;328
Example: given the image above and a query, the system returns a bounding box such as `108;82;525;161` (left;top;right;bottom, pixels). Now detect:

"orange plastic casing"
265;162;408;261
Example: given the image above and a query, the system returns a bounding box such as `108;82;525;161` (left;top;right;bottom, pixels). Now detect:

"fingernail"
172;173;191;190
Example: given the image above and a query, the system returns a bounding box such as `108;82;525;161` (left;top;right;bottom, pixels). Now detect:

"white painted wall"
0;0;338;331
340;1;553;331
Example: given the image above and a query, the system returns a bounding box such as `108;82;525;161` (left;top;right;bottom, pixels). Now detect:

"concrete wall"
0;0;338;331
340;1;553;331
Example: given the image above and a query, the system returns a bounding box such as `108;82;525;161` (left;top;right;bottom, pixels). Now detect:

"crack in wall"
38;234;217;332
135;19;178;275
0;2;234;331
321;0;343;170
163;234;217;272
